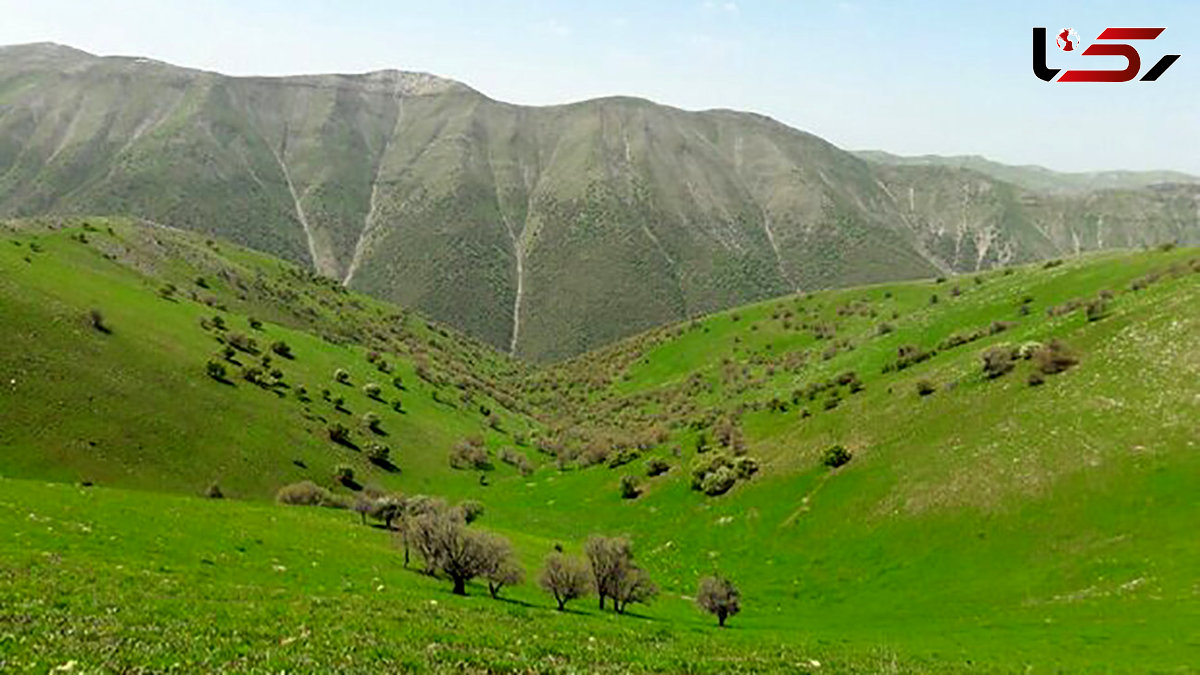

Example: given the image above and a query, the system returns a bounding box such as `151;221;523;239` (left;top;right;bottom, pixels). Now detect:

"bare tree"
353;493;376;525
480;534;524;599
696;575;741;627
611;565;658;614
539;552;591;611
407;509;511;595
585;535;631;610
401;496;448;570
371;495;405;530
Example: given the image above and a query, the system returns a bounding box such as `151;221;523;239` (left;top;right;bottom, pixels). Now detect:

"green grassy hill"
0;216;536;499
3;43;1197;361
2;218;1198;672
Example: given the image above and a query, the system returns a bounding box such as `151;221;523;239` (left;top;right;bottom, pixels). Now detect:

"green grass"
2;217;1199;672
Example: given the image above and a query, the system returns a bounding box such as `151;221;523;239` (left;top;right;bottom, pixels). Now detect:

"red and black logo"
1033;27;1180;82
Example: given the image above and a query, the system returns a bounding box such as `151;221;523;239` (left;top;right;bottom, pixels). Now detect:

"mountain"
856;149;1200;193
1;43;1198;361
3;215;1198;671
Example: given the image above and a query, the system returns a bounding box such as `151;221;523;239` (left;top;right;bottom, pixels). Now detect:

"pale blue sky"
2;1;1196;173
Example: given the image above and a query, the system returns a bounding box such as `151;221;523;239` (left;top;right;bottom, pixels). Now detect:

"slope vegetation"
2;219;1198;672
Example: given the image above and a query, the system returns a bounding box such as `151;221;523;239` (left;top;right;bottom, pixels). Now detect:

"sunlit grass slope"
2;216;1197;672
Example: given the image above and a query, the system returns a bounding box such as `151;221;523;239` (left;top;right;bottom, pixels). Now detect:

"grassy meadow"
2;217;1198;672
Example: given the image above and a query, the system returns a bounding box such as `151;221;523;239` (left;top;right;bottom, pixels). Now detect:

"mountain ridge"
1;42;1197;361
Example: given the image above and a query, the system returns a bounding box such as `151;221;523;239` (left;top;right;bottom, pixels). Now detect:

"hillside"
2;217;1198;672
0;216;536;498
856;150;1200;194
2;43;1197;361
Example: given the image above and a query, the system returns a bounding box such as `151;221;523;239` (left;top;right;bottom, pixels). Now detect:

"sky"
2;0;1197;174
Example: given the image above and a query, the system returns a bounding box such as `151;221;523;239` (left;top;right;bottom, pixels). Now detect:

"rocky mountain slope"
2;43;1197;360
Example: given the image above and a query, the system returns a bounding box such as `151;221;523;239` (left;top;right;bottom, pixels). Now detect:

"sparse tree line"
283;488;742;626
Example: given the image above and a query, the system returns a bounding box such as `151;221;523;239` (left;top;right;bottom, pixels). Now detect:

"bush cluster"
689;453;758;496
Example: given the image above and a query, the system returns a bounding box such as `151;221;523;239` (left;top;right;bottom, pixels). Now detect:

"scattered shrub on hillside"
1047;298;1086;317
221;345;237;361
690;453;750;496
450;437;492;470
916;379;936;397
392;375;405;390
276;481;347;508
982;345;1018;379
695;432;711;454
499;448;534;476
88;308;111;334
1085;298;1109;322
210;315;227;331
1043;259;1063;269
362;412;384;434
241;366;265;385
697;575;741;627
876;322;895;335
645;457;671;477
887;344;934;372
363;382;382;400
328;423;353;446
1027;371;1046;387
821;444;852;469
270;341;294;359
607;448;641;469
333;464;356;486
248;317;263;331
620;475;642;499
733;456;759;479
929;294;939;305
227;332;259;354
391;398;404;413
204;483;224;499
539;553;592;611
333;395;347;411
334;368;351;384
157;283;177;300
990;320;1016;335
367;443;392;466
195;276;210;289
457;499;485;524
205;360;228;382
1033;339;1078;375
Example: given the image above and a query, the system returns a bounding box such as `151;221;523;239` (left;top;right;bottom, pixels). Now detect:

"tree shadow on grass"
492;595;537;609
369;457;400;473
332;437;360;452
